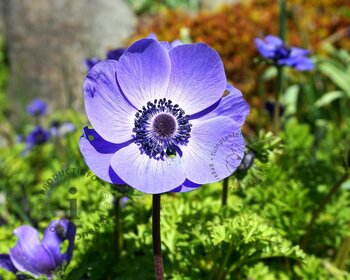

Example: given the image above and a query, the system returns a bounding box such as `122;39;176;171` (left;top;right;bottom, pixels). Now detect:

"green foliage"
1;116;349;279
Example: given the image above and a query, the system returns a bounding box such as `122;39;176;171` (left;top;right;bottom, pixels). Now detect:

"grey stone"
2;0;136;124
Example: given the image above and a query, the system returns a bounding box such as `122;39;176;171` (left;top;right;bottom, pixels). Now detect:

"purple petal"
166;43;226;115
83;60;137;144
79;127;127;184
265;35;284;47
289;47;311;57
27;99;47;116
84;57;101;71
181;116;245;184
294;57;314;71
42;219;76;267
106;48;125;61
110;143;186;194
255;38;277;59
197;84;250;125
0;254;17;273
159;40;183;51
171;179;202;193
9;226;56;278
117;39;171;110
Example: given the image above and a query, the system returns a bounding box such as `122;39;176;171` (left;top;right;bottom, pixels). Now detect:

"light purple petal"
196;84;250;125
294;57;314;71
41;219;76;267
181;116;245;184
171;179;202;193
9;226;56;277
117;39;171;110
165;43;227;115
265;35;284;47
0;254;17;273
290;47;311;57
79;127;127;184
255;38;277;58
110;143;186;194
83;60;136;144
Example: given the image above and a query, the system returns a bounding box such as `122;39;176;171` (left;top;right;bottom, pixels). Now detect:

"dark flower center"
274;45;291;60
152;113;176;138
133;98;192;159
35;131;47;144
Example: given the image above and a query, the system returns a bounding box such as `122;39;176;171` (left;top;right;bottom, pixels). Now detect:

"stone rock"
2;0;136;124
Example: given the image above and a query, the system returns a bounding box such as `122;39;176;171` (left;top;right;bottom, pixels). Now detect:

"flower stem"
278;0;287;41
273;66;284;134
114;195;121;260
152;194;164;280
274;0;287;134
222;178;229;206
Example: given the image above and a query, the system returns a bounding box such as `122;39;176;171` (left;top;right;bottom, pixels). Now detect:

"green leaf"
315;91;346;107
318;61;350;97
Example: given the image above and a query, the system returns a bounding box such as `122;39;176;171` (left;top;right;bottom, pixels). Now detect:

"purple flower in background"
84;49;125;71
84;57;101;71
119;196;129;207
79;38;249;194
0;219;76;279
106;48;126;61
26;126;50;149
27;99;47;116
255;35;314;71
50;121;76;137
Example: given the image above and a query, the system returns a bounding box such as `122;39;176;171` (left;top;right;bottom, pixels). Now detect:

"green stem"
217;246;234;280
152;194;164;280
301;172;349;251
335;235;350;269
114;195;121;260
274;0;287;134
222;178;229;206
278;0;287;41
274;66;284;134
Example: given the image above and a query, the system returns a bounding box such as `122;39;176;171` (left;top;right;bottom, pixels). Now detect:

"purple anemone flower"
79;38;249;194
84;49;125;71
0;219;76;279
255;35;314;71
27;99;47;117
83;57;101;71
26;126;50;148
50;121;76;137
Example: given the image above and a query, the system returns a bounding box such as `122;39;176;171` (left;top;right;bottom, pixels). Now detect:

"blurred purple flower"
80;38;249;194
27;99;47;117
119;196;129;207
0;219;76;279
50;121;76;137
26;126;50;149
255;35;314;71
84;57;101;71
84;48;125;71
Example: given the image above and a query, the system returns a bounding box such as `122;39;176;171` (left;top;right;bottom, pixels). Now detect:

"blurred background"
0;0;350;279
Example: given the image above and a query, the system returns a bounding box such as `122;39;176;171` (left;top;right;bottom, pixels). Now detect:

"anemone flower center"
152;113;176;138
275;45;291;59
133;98;192;159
